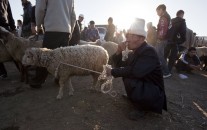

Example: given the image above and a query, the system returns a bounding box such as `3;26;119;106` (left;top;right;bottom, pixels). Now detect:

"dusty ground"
0;62;207;130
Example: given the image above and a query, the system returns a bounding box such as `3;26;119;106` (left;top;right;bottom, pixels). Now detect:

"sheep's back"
53;45;109;75
196;47;207;57
5;36;42;62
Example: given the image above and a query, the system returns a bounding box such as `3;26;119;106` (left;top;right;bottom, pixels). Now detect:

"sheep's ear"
29;48;39;61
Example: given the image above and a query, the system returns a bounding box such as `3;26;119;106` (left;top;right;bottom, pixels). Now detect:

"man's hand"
116;42;127;55
37;26;44;35
189;64;201;70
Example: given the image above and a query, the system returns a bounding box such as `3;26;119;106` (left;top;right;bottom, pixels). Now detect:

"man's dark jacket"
168;17;186;44
22;1;32;36
111;42;167;114
0;0;15;31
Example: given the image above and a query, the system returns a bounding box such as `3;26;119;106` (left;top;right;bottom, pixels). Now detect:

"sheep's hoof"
56;95;62;99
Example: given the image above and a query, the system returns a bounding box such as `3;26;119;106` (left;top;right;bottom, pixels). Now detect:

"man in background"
104;17;115;41
165;10;186;73
29;0;76;88
155;4;172;78
21;0;33;38
0;0;16;79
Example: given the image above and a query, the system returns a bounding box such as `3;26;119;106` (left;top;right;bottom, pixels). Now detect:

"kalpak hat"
127;18;146;37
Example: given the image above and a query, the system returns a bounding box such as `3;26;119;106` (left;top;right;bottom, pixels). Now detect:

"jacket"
111;42;167;113
36;0;76;34
157;12;171;40
0;0;15;31
22;1;32;36
169;17;186;44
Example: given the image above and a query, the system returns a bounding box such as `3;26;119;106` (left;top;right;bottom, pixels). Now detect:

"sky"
9;0;207;36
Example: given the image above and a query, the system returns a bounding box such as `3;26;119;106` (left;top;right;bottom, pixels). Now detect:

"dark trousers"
164;43;178;73
175;60;192;73
123;78;167;114
0;63;7;76
30;32;70;85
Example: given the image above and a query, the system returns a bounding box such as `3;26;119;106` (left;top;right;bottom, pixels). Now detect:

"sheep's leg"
17;62;25;82
91;74;100;91
23;65;29;84
56;78;65;99
68;78;74;96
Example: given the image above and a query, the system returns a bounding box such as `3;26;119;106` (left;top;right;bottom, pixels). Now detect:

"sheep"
78;40;118;66
0;39;12;62
79;39;101;46
196;46;207;57
22;45;109;99
181;28;195;49
0;26;42;82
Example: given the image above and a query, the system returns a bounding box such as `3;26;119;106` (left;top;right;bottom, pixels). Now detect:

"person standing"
85;20;100;42
164;10;186;73
146;22;157;47
21;0;33;38
29;0;76;88
106;18;167;120
17;20;23;37
0;0;16;79
155;4;172;78
77;14;84;31
104;17;115;41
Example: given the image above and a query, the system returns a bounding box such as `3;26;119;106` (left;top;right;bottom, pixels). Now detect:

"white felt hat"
127;18;146;37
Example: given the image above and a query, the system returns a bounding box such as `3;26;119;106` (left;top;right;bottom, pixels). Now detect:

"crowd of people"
0;0;206;121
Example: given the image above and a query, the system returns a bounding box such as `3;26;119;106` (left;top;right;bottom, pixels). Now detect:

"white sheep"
22;45;109;99
196;46;207;57
0;39;12;62
0;26;42;82
79;40;118;57
78;40;118;66
79;40;99;45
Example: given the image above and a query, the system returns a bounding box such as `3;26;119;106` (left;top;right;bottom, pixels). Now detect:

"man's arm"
35;0;47;30
7;1;16;31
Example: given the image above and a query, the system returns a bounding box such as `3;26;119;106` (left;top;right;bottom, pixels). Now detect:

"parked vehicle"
97;27;106;41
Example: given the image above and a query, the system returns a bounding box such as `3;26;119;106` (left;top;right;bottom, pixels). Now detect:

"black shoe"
128;110;145;121
0;74;7;79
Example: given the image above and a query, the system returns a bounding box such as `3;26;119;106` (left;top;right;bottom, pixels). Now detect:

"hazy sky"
9;0;207;36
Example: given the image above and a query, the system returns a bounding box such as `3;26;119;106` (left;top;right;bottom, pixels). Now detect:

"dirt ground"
0;62;206;130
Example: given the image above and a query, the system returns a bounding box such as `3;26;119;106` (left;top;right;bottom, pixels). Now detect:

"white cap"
79;14;84;18
127;18;147;37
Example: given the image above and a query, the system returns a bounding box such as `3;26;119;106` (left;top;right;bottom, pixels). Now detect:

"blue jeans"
155;40;170;75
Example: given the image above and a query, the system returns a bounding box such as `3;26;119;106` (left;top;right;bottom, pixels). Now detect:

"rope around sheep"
54;62;117;97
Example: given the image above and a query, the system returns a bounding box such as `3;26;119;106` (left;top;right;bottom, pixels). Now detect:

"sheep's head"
22;48;39;66
0;26;15;44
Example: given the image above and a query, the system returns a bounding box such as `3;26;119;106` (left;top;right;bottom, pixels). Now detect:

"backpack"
166;17;186;44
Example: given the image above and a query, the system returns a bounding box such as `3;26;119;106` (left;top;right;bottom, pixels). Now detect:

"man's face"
189;50;197;57
79;16;84;22
21;0;27;4
156;9;163;17
126;34;144;50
